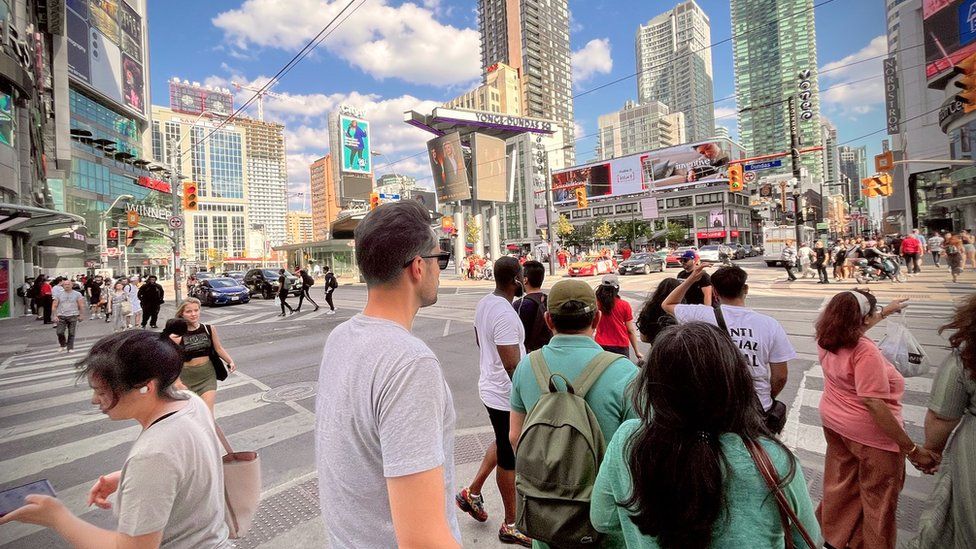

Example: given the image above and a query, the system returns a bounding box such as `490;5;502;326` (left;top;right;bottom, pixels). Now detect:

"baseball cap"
680;250;699;261
600;274;619;288
547;279;597;316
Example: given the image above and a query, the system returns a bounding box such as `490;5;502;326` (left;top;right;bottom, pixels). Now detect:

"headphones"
138;386;149;394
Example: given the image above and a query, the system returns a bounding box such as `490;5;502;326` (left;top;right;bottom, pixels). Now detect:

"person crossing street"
137;275;164;329
323;266;338;315
295;268;319;312
276;268;295;317
52;278;86;353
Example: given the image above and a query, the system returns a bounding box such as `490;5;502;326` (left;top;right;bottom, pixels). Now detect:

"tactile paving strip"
231;429;497;547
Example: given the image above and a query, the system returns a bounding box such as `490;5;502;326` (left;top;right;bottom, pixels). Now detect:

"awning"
0;203;86;241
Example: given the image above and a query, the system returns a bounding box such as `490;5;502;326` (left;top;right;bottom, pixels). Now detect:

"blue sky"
147;0;889;210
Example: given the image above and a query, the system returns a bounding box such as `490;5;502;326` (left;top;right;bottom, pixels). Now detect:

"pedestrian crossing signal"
575;187;588;209
728;164;744;192
183;183;198;212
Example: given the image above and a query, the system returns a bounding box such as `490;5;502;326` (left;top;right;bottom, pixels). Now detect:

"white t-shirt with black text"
674;304;797;410
475;293;526;411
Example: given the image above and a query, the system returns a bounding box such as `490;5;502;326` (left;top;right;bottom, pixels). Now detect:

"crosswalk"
193;297;341;326
0;344;317;548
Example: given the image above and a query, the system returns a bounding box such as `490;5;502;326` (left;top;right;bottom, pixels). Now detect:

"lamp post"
100;194;134;273
537;141;573;276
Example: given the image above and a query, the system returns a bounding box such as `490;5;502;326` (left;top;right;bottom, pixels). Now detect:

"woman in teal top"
591;322;821;548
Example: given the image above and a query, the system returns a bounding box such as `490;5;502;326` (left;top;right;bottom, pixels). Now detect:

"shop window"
0;91;13;147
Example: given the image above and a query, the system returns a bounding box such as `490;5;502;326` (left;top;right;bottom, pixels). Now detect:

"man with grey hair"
315;200;459;548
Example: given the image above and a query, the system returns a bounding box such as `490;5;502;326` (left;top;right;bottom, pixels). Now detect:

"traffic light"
369;192;380;210
955;53;976;113
574;187;588;209
125;229;139;247
861;176;881;198
107;228;119;248
182;182;198;211
728;164;744;192
876;173;893;197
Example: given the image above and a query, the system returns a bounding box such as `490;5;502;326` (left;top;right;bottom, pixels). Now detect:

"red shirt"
39;282;52;297
900;237;920;254
595;297;633;348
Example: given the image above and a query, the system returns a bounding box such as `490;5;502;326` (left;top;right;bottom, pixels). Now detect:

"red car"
666;246;697;268
567;256;617;277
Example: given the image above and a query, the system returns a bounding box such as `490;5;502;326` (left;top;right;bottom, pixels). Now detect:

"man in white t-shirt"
456;256;531;546
663;264;796;432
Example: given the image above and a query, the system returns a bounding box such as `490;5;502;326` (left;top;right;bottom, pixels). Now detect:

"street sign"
106;247;119;256
875;150;894;172
816;222;829;230
168;216;184;230
378;193;401;200
743;159;783;172
126;210;140;228
855;199;865;208
743;171;757;184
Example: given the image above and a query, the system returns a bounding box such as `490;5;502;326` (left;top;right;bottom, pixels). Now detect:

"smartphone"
0;480;57;517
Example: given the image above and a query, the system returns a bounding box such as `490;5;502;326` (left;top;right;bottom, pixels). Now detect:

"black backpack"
517;293;552;352
302;272;314;286
326;274;338;290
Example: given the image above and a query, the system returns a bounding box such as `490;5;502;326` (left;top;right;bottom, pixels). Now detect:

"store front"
274;239;359;281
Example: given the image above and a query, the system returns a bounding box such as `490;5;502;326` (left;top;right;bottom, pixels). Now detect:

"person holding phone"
0;330;230;548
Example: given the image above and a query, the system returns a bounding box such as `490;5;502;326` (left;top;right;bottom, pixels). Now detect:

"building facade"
374;174;418;196
820;118;840;187
596;100;686;160
309;153;340;241
730;0;823;181
285;211;313;245
838;145;868;205
478;0;575;165
444;62;521;115
235;117;288;246
151;106;250;265
636;0;715;142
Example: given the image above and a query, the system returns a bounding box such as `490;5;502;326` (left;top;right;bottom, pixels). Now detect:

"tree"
563;220;595;249
465;216;481;251
594;220;614;243
653;222;688;246
555;214;574;239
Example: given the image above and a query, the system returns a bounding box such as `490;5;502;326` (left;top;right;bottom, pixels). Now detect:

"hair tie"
845;290;871;317
696;431;712;443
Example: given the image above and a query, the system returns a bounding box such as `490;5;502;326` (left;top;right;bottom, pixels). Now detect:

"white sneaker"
326;310;336;315
58;347;67;354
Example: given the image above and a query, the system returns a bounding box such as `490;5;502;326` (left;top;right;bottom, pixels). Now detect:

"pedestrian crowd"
2;201;973;549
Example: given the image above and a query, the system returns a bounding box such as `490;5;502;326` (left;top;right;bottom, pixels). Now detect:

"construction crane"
231;82;298;121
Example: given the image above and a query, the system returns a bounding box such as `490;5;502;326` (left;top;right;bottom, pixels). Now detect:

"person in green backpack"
508;279;639;548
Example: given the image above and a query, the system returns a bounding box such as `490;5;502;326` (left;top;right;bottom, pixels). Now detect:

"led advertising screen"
471;133;509;202
340;115;372;174
923;0;976;79
551;139;738;203
65;0;146;116
428;132;471;202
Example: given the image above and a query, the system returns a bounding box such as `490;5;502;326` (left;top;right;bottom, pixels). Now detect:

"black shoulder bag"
204;324;229;381
714;304;787;434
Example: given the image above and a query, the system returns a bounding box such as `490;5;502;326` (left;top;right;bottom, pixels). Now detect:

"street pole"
544;154;557;276
788;96;804;246
169;139;183;305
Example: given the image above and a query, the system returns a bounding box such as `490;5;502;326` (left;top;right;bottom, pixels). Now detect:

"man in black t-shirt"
512;260;552;352
676;250;713;306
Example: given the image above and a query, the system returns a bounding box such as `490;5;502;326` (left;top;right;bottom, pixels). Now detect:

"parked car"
192;277;251;306
618;253;665;275
243;268;301;298
567;256;617;277
742;244;757;257
732;244;746;260
666;246;697;267
698;245;734;263
223;270;246;283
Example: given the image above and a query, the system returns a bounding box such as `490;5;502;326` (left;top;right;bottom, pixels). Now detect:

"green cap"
548;279;597;315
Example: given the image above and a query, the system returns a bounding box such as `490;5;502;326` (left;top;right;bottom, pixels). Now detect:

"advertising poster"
340;115;371;174
471;133;509;202
551;139;735;203
410;190;438;211
66;5;91;85
89;0;120;45
122;54;143;112
923;0;976;79
0;259;8;319
118;0;142;59
90;27;124;104
428;132;471;202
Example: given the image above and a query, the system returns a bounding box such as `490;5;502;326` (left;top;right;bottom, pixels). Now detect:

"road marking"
443;320;452;337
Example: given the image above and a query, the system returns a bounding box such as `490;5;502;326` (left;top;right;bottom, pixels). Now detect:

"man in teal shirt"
508;279;638;549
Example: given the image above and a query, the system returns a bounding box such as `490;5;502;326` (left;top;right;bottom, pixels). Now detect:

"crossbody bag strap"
743;438;817;549
713;303;729;335
214;421;234;455
528;350;553;394
572;351;619;398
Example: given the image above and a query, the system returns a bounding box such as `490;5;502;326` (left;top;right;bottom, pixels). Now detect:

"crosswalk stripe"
0;367;79;387
804;364;935;394
1;354;82;374
0;375;87;400
0;408;315;545
797;386;928;425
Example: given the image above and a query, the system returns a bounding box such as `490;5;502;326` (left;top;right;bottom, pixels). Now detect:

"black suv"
243;269;301;299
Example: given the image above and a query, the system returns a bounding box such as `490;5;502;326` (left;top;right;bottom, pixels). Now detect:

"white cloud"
819;35;886;117
714;106;737;122
572;38;613;85
574;121;586;142
212;0;481;87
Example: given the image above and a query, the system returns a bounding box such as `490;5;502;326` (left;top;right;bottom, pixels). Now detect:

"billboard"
170;80;234;116
428;132;471;202
410;189;438;211
66;0;146;116
551;139;739;203
340;115;371;174
923;0;976;79
471;133;509;202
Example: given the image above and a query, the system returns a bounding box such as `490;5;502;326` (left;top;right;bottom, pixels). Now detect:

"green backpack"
515;350;619;548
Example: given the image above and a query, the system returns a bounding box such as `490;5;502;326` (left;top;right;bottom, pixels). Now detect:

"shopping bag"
878;314;929;377
215;423;261;539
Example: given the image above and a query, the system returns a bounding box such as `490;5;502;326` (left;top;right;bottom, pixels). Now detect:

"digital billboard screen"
428;132;471;202
66;0;146;116
471;133;509;202
923;0;976;79
340;115;372;174
551;139;736;203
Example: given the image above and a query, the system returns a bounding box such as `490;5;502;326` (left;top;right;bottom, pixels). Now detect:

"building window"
0;90;14;147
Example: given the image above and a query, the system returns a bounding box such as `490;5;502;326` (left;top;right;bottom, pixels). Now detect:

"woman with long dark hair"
594;274;642;361
815;289;936;549
635;278;681;345
591;322;819;548
0;330;230;547
910;294;976;548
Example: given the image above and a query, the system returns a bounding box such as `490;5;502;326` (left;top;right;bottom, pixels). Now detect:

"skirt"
181;360;217;395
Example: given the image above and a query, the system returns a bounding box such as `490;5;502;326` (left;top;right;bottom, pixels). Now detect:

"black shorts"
485;405;516;471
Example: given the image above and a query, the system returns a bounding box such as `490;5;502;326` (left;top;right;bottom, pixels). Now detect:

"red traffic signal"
107;228;119;239
183;182;199;211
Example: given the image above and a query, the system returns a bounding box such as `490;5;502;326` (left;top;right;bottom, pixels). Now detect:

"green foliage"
555;214;574;238
594;220;613;242
465;216;481;247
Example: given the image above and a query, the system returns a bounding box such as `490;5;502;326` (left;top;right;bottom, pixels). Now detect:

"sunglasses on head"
403;251;452;271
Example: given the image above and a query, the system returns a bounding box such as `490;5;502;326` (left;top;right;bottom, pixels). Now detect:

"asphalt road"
0;261;970;547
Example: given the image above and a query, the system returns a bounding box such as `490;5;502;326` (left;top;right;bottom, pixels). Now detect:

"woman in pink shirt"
815;290;937;549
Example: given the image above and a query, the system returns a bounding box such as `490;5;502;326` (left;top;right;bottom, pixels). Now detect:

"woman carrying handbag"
174;298;237;414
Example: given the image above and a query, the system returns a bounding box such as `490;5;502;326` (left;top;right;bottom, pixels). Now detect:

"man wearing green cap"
507;279;639;548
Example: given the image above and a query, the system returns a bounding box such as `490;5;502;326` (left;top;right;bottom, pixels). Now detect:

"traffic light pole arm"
136;222;177;245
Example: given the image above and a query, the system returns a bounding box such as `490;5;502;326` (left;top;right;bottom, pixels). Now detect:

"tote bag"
215;424;261;539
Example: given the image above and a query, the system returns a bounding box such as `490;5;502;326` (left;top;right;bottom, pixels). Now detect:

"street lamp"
537;141;574;276
371;150;407;197
100;194;134;274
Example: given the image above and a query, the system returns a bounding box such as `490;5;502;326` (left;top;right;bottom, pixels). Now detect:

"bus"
762;225;816;267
